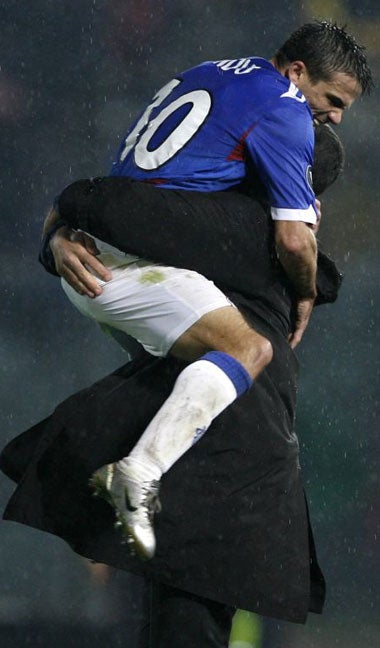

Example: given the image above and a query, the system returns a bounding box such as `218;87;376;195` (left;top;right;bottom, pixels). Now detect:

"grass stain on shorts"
139;269;166;284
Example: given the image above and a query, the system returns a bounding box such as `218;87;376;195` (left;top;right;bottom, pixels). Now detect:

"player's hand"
50;226;112;298
289;296;315;349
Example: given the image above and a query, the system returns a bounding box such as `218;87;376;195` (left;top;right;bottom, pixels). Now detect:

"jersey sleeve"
245;99;317;224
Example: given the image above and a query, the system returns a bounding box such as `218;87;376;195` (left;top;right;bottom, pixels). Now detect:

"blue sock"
201;351;253;397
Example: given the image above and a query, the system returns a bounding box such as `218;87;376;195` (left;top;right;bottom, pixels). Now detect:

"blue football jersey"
111;57;317;224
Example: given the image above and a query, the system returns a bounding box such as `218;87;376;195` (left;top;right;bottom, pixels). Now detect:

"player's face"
297;70;360;125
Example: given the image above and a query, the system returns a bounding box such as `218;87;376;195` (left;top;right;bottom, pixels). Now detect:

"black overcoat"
2;184;340;623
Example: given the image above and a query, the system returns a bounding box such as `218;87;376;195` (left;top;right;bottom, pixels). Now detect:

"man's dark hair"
313;123;345;195
275;21;374;95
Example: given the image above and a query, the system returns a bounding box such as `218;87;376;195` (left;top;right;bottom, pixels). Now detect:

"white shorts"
61;239;233;357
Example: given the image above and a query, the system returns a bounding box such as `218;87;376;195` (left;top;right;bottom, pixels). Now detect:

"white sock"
118;359;238;480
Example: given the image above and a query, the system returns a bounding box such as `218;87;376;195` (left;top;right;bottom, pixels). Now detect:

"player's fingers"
83;254;112;282
62;244;111;282
58;254;105;297
289;323;306;348
67;237;111;281
59;265;99;298
289;329;303;349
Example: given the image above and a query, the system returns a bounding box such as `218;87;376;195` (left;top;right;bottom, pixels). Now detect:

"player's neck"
270;57;283;75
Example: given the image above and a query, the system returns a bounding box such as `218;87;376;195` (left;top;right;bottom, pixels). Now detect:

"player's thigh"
61;261;232;357
171;305;270;362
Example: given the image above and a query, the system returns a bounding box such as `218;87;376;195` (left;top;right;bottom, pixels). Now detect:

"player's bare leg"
171;305;273;376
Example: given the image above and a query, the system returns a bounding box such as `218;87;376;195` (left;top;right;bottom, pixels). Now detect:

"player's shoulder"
245;77;313;152
258;78;313;139
186;58;308;107
180;57;312;131
275;86;313;132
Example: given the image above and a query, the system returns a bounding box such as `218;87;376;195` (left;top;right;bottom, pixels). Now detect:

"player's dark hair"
275;21;374;95
312;123;345;195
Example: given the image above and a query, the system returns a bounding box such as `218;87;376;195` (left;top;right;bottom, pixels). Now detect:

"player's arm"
275;224;317;349
246;101;319;346
274;220;317;347
275;220;317;299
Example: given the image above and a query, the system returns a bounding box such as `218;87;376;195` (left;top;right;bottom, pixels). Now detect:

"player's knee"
242;333;273;376
257;336;273;367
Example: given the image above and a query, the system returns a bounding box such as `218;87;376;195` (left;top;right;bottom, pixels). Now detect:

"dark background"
0;1;379;646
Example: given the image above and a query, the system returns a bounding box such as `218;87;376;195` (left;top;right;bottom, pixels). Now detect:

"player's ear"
286;60;308;84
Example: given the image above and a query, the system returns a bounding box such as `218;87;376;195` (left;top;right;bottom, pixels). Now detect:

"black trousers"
140;581;235;648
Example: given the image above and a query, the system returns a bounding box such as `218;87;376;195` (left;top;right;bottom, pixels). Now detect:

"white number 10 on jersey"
120;78;212;170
